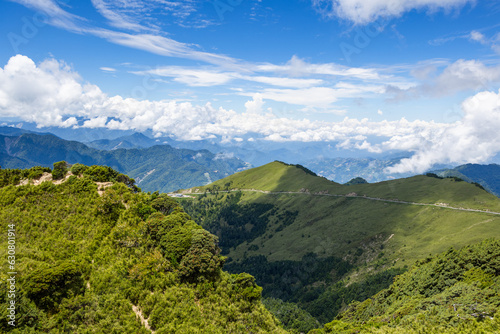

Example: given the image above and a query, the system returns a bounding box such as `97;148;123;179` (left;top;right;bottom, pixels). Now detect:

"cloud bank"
2;55;500;173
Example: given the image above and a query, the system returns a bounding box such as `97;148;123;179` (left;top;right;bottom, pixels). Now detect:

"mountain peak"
184;160;338;193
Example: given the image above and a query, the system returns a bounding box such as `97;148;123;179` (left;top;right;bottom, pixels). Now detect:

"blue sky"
1;0;500;173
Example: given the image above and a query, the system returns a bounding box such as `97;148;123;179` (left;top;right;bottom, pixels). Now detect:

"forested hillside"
0;133;248;192
0;165;286;333
312;239;500;333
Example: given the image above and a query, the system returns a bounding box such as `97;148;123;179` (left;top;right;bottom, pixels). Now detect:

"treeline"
0;165;287;333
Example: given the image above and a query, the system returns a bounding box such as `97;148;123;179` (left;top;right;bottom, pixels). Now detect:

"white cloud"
256;55;384;81
91;0;147;32
469;30;486;44
134;67;237;87
100;67;116;72
245;94;265;114
134;65;327;89
4;55;500;173
312;0;474;24
387;89;500;173
10;0;238;67
91;0;215;30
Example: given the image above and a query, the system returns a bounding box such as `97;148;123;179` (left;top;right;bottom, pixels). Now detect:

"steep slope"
180;161;500;324
0;166;287;333
312;239;500;334
0;133;248;192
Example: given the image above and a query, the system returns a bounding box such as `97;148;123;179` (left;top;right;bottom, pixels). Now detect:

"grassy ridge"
181;161;500;327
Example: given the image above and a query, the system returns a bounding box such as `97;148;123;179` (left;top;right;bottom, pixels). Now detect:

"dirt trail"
132;305;154;333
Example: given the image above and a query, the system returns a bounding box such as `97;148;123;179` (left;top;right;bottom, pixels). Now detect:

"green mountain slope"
0;133;248;192
312;239;500;334
0;166;287;333
180;161;500;326
434;163;500;197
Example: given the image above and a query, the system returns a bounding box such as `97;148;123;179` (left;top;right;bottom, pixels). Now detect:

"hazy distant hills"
86;132;419;184
0;131;248;192
181;161;500;323
304;157;413;183
86;132;160;150
433;163;500;197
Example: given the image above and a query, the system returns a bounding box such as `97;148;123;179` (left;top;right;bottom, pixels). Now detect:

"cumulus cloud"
311;0;474;24
0;55;432;141
387;89;500;173
245;94;265;114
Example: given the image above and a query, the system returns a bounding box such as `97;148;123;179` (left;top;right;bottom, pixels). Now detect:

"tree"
52;161;68;180
151;194;179;215
179;229;224;283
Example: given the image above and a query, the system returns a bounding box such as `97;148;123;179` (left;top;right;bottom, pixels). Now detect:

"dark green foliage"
83;165;119;182
182;192;297;254
425;173;443;179
27;166;51;180
24;261;85;312
52;161;68;180
0;166;52;187
345;177;368;185
179;229;225;283
232;273;263;301
263;298;321;333
225;253;352;321
446;176;465;182
307;268;406;323
314;239;500;333
0;166;286;333
69;163;87;176
151;193;179;215
275;160;318;176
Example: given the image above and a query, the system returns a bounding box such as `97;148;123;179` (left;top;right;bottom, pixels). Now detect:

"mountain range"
0;129;248;193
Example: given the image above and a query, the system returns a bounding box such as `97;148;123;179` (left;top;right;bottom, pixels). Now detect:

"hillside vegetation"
0;165;286;333
312;239;500;333
180;161;500;326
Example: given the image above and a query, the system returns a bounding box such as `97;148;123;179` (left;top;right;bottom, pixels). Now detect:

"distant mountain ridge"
433;163;500;197
0;132;248;192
